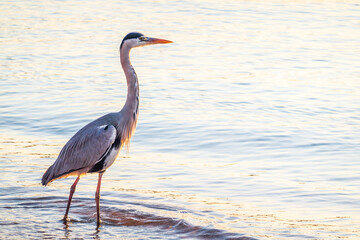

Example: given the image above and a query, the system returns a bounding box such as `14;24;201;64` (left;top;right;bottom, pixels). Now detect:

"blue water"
1;0;360;239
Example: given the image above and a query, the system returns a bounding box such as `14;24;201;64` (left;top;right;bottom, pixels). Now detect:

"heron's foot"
96;219;102;229
63;215;70;223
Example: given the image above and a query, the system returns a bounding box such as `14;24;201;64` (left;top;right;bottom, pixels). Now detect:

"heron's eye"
139;36;148;41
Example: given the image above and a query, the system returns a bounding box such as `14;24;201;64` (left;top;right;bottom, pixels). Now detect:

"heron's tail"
42;165;54;186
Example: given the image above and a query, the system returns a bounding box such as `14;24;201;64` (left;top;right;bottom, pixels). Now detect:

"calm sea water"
1;0;360;239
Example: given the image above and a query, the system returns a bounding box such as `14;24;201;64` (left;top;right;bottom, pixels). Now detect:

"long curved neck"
120;47;139;115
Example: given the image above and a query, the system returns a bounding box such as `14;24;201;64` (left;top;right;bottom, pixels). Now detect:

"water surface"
1;0;360;239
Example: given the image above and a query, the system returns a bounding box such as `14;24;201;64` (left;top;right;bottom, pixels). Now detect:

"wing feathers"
42;124;116;185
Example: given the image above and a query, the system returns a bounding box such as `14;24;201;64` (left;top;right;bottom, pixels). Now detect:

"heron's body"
41;32;172;226
41;111;135;184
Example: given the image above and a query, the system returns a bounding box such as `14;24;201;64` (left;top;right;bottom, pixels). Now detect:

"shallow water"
1;0;360;239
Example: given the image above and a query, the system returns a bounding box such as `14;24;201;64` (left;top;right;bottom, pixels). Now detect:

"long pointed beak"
148;37;173;44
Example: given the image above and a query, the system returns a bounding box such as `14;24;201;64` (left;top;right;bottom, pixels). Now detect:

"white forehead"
121;38;141;51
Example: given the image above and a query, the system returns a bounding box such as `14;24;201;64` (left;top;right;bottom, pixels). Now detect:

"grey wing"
42;124;116;185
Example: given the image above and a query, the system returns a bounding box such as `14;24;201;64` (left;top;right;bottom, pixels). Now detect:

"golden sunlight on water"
1;0;360;239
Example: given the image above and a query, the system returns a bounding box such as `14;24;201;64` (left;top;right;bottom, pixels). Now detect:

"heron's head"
120;32;173;51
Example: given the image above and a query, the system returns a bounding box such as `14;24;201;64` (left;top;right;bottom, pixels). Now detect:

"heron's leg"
95;172;104;227
64;176;80;221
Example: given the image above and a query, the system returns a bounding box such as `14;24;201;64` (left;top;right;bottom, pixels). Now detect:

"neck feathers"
119;45;140;150
120;47;139;113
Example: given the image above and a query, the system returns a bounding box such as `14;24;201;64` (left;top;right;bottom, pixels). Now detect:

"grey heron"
41;32;172;226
